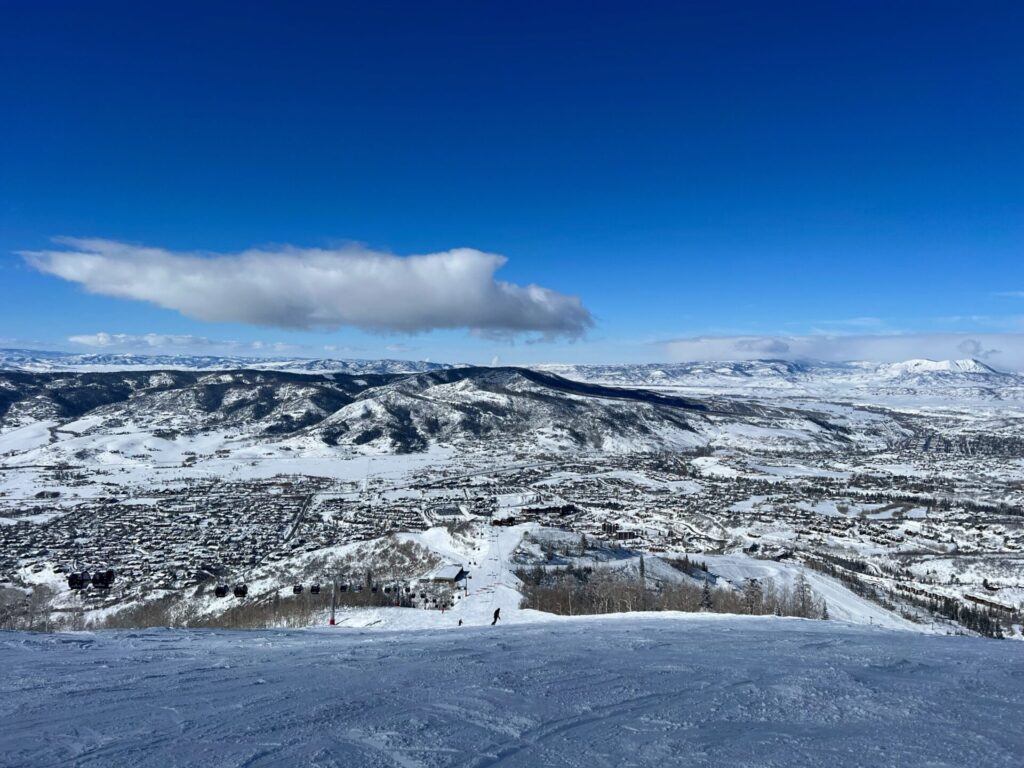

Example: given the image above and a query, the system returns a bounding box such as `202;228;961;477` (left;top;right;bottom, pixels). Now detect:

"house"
421;564;468;584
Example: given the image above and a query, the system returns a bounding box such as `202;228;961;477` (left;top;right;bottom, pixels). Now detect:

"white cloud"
67;332;309;355
733;337;791;355
248;340;304;353
24;238;593;339
68;332;220;348
661;333;1024;370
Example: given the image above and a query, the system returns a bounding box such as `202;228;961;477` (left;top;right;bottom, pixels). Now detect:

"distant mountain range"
1;349;1020;403
0;349;448;375
0;366;904;460
534;359;1024;401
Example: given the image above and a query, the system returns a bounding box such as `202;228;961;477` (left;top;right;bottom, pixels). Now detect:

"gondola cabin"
233;584;248;598
214;584;229;598
67;571;90;590
310;584;321;594
293;584;304;594
92;569;115;589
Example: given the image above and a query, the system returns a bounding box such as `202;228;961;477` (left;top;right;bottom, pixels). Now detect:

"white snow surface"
2;617;1022;768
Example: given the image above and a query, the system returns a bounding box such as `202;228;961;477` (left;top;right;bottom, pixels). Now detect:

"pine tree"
638;555;647;611
820;600;829;620
700;577;714;612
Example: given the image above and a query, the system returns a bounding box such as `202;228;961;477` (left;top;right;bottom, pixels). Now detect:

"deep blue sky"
2;1;1023;365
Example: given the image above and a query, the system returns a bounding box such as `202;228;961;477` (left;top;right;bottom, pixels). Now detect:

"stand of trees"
516;565;828;619
0;585;58;631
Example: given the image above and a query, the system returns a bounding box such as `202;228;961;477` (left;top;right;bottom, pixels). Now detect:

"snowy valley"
0;355;1021;639
2;356;1024;765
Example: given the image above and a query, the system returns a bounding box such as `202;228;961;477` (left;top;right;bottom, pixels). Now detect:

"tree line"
516;558;828;620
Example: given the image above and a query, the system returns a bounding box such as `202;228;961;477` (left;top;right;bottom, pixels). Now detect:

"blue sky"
2;1;1023;366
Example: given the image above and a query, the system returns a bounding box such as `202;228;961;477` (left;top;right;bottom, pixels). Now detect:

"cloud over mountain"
23;238;593;339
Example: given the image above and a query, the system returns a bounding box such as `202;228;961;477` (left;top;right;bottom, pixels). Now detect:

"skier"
458;619;463;626
491;607;500;625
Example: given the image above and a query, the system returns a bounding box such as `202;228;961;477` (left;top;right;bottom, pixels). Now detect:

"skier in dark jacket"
491;607;500;625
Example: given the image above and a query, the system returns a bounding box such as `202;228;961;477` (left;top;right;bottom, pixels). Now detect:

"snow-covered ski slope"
252;523;917;633
2;617;1022;768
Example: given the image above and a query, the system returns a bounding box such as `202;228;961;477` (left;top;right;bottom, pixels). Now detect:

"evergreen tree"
638;555;647;611
820;600;829;620
700;577;714;612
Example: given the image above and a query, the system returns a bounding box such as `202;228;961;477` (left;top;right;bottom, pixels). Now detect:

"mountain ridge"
0;348;1015;377
0;366;903;459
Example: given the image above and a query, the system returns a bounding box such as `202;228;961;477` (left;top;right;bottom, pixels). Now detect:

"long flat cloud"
68;332;220;348
662;333;1024;370
23;238;593;338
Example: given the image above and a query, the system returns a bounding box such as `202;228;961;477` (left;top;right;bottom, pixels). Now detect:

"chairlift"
293;584;304;594
92;569;116;589
67;571;90;590
233;584;248;598
310;584;321;595
214;584;229;598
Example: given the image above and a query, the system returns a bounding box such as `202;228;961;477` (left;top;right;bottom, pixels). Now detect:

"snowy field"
2;617;1022;768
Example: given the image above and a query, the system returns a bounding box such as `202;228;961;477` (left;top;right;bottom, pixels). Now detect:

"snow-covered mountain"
0;366;905;461
0;348;449;375
534;358;1024;401
5;349;1019;398
875;358;1000;375
6;348;1021;400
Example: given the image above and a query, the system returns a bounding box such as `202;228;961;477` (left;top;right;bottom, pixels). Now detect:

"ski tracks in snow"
2;619;1024;767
